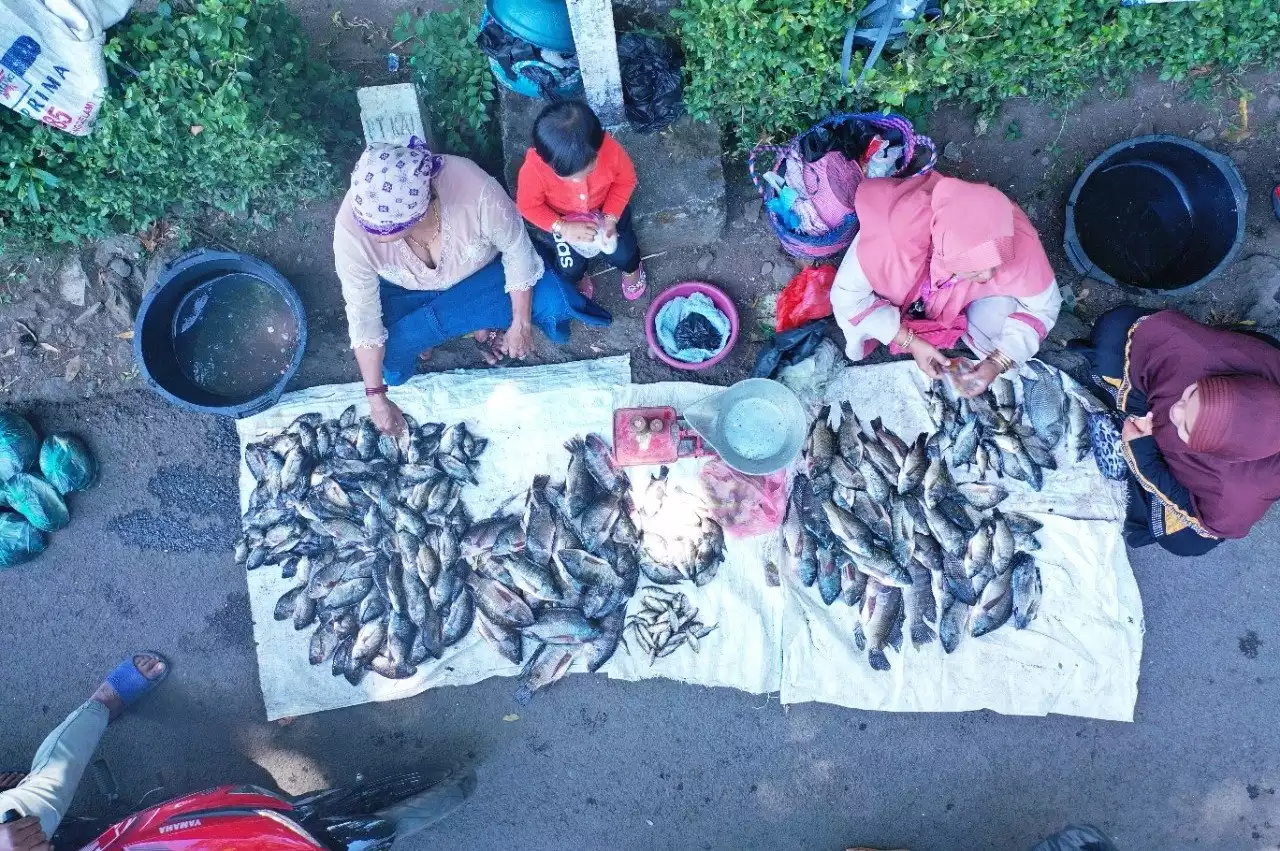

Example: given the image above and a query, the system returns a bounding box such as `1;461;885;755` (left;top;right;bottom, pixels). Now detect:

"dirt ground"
4;57;1279;404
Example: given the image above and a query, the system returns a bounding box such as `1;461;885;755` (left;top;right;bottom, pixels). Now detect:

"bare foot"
91;653;167;722
418;349;433;364
0;771;26;792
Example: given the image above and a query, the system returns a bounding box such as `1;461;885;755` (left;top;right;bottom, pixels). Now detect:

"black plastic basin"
1064;135;1246;294
133;249;307;417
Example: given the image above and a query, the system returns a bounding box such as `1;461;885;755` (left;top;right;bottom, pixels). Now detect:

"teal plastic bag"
39;434;98;494
3;473;70;532
0;511;47;568
0;411;38;481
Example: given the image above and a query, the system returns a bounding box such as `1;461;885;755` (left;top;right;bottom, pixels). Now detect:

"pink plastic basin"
644;281;740;371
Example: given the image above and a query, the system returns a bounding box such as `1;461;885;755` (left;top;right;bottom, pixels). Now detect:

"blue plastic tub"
133;249;307;417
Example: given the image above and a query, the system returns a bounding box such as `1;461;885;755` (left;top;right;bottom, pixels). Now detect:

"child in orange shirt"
516;101;646;300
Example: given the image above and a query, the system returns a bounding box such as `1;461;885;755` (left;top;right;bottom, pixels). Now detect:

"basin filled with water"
134;250;307;417
1064;135;1246;294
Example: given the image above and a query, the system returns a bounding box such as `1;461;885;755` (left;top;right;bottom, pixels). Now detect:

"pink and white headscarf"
349;139;444;236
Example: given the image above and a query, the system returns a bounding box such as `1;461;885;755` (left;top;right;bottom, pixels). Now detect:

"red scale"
611;406;716;467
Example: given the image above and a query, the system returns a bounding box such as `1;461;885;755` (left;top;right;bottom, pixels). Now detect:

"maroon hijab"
1128;310;1280;538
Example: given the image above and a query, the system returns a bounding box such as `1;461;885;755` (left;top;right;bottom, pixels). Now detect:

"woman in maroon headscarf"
1081;306;1280;555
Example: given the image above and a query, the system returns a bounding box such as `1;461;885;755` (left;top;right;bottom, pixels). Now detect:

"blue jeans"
379;257;611;385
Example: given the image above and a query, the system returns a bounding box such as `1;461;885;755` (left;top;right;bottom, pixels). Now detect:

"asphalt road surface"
1;390;1276;851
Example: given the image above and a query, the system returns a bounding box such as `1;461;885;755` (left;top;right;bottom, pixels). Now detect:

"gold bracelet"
901;328;915;349
988;350;1013;371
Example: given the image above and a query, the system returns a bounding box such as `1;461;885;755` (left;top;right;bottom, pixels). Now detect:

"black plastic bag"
751;320;832;378
476;19;578;99
477;18;538;76
798;118;907;164
618;33;684;134
674;311;724;353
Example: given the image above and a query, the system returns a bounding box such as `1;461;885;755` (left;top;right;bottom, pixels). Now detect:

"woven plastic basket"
748;112;936;260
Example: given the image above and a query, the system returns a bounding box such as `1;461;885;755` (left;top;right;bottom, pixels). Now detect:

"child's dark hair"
532;100;605;177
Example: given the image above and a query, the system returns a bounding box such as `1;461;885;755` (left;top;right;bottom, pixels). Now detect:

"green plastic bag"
3;473;69;532
39;434;98;494
0;411;38;481
0;511;47;568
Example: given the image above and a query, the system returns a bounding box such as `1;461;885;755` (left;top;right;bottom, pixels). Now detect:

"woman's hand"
906;337;949;380
958;358;1004;398
559;221;597;244
1122;412;1154;442
503;319;533;360
0;817;51;851
369;394;407;437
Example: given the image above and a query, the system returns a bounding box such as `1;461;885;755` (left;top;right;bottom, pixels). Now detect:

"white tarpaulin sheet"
237;358;1143;723
778;362;1144;721
238;358;632;720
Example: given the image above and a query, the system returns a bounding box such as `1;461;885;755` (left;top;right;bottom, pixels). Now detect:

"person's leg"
0;654;167;837
380;279;451;385
0;701;109;835
1086;305;1152;382
603;208;641;274
961;295;1017;359
1156;527;1224;557
1122;480;1157;548
606;209;646;299
527;264;612;344
531;229;589;284
382;260;521;381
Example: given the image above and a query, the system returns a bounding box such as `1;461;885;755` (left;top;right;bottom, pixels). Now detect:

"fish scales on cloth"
779;361;1143;721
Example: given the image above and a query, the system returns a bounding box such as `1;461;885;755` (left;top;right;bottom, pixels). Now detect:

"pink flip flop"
621;265;647;301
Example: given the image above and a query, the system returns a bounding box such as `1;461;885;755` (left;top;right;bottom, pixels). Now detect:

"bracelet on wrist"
987;351;1013;372
365;384;388;397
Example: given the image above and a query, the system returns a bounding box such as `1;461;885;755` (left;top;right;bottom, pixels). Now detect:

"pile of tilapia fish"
237;408;491;684
237;411;729;699
785;363;1094;671
458;437;726;702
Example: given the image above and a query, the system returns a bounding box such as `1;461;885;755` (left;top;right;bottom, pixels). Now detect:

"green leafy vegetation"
391;2;497;160
0;0;355;251
674;0;1280;150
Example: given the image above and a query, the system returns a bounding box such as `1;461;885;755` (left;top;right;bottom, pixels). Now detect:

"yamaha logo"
158;818;202;834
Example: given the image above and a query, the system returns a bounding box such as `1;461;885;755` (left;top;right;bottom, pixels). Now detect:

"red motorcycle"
42;763;476;850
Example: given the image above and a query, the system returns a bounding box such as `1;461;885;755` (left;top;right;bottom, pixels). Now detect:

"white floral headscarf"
349;138;444;236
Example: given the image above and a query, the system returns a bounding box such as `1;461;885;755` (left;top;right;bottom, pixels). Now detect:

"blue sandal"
103;652;170;718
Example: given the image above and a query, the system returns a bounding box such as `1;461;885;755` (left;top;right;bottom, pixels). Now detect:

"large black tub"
1064;134;1246;295
133;249;307;417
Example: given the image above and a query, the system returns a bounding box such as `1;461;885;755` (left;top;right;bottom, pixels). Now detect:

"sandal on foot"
104;652;170;718
577;278;596;300
621;265;647;301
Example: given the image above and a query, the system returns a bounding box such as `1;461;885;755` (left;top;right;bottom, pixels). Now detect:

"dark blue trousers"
379;257;611;385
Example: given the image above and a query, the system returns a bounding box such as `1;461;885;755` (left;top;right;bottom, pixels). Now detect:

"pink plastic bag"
699;459;788;538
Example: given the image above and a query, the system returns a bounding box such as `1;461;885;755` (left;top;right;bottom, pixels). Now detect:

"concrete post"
565;0;626;129
356;83;434;148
